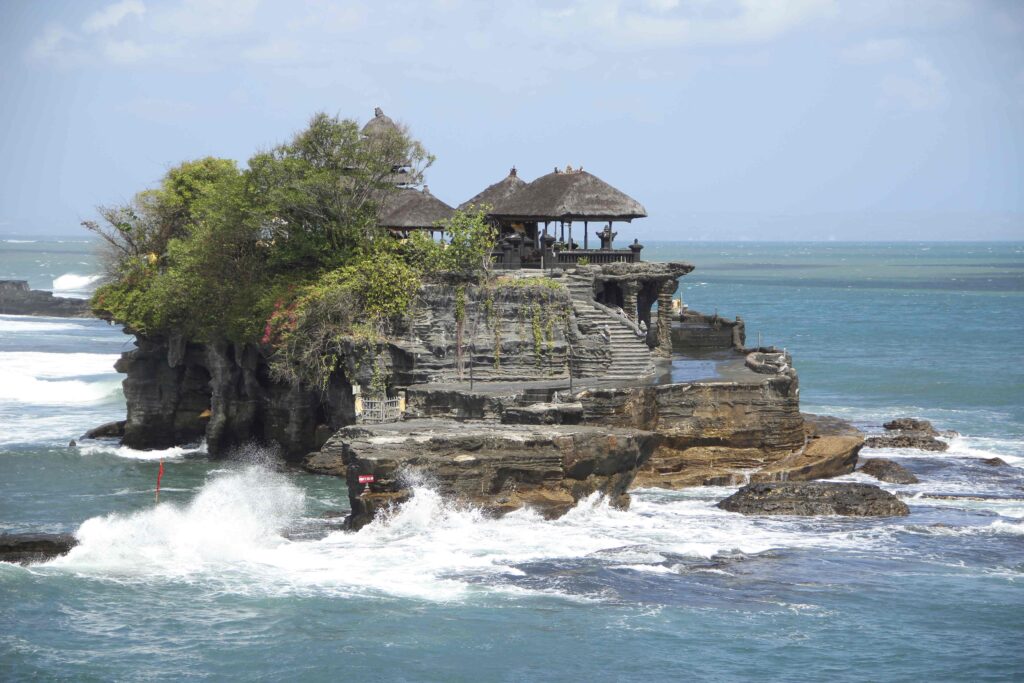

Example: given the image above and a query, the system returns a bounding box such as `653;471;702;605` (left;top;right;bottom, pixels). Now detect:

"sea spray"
52;273;103;293
54;466;305;577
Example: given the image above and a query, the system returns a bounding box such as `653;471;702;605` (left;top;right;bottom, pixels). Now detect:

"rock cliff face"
304;420;660;529
391;281;574;384
0;280;91;317
115;335;355;457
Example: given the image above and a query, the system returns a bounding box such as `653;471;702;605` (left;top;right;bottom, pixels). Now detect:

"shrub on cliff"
88;112;432;341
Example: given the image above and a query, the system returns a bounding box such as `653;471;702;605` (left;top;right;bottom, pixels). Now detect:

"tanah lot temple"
368;107;648;270
367;107;684;355
106;107;865;530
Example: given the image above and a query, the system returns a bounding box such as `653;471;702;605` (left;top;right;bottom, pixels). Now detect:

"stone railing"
556;248;639;266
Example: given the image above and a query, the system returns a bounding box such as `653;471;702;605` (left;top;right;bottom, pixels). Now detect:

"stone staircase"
565;274;655;381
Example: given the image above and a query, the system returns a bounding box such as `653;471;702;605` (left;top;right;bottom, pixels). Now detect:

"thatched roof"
491;168;647;222
378;187;454;229
458;167;527;212
362;107;401;138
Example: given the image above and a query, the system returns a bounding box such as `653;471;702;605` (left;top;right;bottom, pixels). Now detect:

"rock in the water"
982;457;1008;467
83;420;126;439
882;418;937;435
304;419;660;530
717;482;909;517
0;533;77;564
864;434;948;452
0;280;92;317
859;458;920;484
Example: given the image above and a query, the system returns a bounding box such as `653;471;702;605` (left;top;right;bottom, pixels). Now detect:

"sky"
1;0;1022;241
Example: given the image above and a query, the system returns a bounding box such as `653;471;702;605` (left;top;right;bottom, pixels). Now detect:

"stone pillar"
622;281;640;323
655;279;678;357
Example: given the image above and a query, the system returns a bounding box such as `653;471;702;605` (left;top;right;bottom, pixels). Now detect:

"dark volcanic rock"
859;458;920;484
883;418;937;435
717;482;910;517
0;280;92;317
865;434;948;452
0;533;77;564
982;457;1008;467
83;420;126;439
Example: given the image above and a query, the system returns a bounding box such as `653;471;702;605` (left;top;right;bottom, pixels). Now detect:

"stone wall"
394;281;574;384
671;309;745;353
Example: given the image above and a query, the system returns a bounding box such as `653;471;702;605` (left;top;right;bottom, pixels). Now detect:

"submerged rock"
982;457;1008;467
0;533;77;564
859;458;920;484
83;420;126;439
865;434;948;452
717;482;909;517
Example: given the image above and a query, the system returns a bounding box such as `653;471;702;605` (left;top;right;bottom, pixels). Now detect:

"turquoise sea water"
2;238;1023;681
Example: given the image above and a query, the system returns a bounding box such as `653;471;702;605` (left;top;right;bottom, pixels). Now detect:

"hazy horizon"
2;1;1022;241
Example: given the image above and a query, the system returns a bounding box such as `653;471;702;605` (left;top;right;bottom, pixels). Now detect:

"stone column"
622;281;640;323
655;279;678;357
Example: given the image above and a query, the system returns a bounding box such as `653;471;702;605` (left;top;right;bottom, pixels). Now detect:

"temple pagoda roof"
490;167;647;222
361;107;401;138
458;167;527;212
378;187;454;229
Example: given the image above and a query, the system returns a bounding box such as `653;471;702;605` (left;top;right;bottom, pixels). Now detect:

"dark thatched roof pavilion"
378;187;454;230
490;168;647;223
361;107;401;138
458;167;527;212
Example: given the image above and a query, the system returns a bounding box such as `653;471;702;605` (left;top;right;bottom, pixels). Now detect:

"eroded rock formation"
865;417;950;452
717;482;910;517
0;280;91;317
0;533;78;564
305;420;660;529
859;458;920;484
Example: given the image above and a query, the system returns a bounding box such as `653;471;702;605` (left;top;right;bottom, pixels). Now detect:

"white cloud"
28;24;76;61
152;0;260;38
102;39;149;64
540;0;837;48
881;56;948;111
842;38;906;64
83;0;146;34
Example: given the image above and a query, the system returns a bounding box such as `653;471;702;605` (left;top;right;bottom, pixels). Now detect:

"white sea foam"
0;351;121;405
52;273;103;292
48;467;890;602
0;352;118;378
0;315;92;333
77;441;206;461
55;467;305;577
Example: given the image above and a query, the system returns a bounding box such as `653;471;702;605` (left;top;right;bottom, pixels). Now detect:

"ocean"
1;237;1022;681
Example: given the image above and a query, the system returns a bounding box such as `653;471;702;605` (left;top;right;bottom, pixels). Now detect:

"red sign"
358;474;375;484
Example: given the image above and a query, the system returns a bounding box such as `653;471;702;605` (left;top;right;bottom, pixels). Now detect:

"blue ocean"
1;238;1022;681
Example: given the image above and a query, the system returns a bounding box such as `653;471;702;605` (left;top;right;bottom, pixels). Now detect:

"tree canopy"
88;111;497;393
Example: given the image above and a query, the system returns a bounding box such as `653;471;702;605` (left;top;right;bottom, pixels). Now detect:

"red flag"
156;460;165;502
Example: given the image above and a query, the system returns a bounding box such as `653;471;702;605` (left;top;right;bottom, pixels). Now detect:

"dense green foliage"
88;112;498;391
89;112;433;341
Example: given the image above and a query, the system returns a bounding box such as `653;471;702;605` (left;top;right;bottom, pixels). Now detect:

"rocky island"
82;108;901;530
0;280;92;317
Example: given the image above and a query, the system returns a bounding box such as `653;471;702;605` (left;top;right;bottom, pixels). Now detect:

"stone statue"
598;225;617;250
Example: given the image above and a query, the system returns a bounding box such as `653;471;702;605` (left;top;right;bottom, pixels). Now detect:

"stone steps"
565;274;654;380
